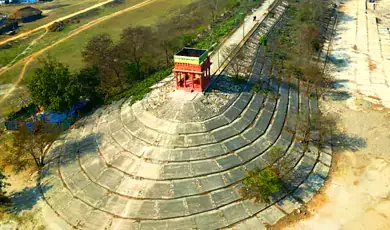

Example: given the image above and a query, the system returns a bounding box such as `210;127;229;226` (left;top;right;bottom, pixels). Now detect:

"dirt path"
0;0;115;46
0;0;156;104
0;29;48;73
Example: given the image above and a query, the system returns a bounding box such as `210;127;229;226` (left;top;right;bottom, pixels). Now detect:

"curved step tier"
38;2;332;229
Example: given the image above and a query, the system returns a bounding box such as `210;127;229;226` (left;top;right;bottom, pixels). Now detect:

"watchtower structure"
173;48;212;92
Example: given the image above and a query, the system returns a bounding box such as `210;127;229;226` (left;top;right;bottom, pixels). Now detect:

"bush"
240;167;283;203
106;68;172;104
7;103;38;121
259;36;267;46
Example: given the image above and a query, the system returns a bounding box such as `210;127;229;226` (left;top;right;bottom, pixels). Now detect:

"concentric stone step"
37;2;332;229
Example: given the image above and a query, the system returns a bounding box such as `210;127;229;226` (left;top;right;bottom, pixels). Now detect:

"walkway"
152;0;276;89
209;0;275;75
331;0;390;107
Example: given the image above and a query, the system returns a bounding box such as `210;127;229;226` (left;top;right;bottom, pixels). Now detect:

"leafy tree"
240;167;283;203
27;57;81;112
120;26;156;81
82;33;126;93
4;121;62;171
74;66;102;102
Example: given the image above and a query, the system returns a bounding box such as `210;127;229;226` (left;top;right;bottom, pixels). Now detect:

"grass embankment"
108;0;264;104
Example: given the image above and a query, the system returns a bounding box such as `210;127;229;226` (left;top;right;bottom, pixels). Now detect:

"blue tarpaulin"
39;100;89;124
19;0;38;3
4;101;88;131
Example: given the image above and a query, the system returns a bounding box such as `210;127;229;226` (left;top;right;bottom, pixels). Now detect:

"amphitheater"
39;2;334;229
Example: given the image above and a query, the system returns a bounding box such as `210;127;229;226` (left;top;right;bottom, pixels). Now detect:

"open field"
0;0;198;120
27;0;194;70
0;0;195;86
0;0;110;34
0;0;147;77
0;30;45;69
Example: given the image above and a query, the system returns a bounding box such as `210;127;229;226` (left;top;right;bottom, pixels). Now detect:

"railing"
204;0;282;92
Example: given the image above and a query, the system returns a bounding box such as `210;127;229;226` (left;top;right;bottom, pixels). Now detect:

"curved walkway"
38;2;332;229
331;0;390;107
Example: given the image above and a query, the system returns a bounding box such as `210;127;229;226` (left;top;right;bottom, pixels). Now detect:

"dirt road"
0;0;156;103
0;0;115;46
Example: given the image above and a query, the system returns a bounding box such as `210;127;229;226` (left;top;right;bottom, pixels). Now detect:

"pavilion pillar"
200;73;203;89
191;73;194;89
174;72;177;88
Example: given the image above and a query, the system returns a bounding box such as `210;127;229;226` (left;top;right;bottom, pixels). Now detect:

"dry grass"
367;95;382;101
368;57;377;71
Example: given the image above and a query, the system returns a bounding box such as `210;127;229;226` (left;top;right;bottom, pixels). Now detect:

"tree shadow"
324;90;352;101
6;131;104;214
338;11;356;22
207;73;252;94
327;54;349;68
331;133;367;152
43;132;104;172
6;183;51;214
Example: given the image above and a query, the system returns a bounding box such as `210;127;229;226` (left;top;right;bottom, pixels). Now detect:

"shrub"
259;36;267;46
240;167;283;203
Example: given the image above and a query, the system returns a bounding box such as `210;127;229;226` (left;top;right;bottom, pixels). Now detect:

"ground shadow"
40;132;104;183
6;131;103;214
325;90;352;101
7;183;51;214
331;133;367;152
338;11;356;22
327;54;349;68
206;73;252;94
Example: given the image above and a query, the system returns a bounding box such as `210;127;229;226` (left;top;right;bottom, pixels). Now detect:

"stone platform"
38;2;332;229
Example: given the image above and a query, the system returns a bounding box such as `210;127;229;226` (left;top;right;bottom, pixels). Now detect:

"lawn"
0;0;147;84
0;30;45;69
0;0;109;33
6;0;195;83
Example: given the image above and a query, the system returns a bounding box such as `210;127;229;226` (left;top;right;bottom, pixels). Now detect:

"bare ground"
274;96;390;230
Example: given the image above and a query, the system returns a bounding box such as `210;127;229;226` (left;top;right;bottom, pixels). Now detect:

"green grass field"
0;30;45;69
0;0;109;33
43;0;194;68
0;0;148;84
0;0;195;85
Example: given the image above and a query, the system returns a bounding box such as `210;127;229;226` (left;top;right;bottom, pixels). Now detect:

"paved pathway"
209;0;275;75
331;0;390;107
152;0;276;89
38;2;332;229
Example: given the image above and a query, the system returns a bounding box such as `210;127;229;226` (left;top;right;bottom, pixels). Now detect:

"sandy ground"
275;97;390;230
274;0;390;229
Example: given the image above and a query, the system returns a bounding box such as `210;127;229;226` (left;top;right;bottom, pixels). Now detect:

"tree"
240;167;283;203
82;33;126;93
295;112;311;144
207;0;220;23
4;121;62;171
74;66;102;103
156;23;181;66
0;170;9;197
28;57;81;112
120;26;156;81
223;44;248;79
